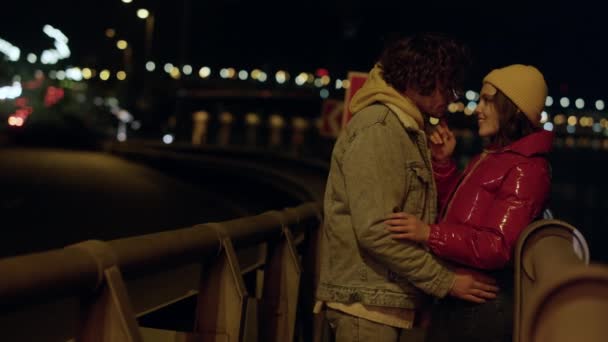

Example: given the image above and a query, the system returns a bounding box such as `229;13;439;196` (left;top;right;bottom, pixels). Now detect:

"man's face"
413;86;457;118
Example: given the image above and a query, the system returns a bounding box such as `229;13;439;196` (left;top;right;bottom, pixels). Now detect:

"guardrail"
514;219;608;342
0;202;323;342
2;139;608;342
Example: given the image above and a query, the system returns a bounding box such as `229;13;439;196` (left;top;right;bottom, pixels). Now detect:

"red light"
15;97;28;107
316;68;329;77
44;86;65;107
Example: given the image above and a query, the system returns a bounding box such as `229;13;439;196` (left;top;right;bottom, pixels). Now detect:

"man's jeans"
325;308;426;342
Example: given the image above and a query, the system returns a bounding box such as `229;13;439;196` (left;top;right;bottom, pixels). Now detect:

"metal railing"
0;202;323;342
513;219;608;342
3;200;608;341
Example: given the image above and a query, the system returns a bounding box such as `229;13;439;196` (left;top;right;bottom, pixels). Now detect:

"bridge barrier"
514;219;608;342
0;202;323;342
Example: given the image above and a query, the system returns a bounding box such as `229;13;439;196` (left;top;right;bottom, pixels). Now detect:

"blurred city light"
335;79;343;89
257;71;267;82
0;37;21;61
116;40;128;50
543;122;554;131
66;67;83;81
105;28;116;38
199;66;211;78
251;69;262;80
163;134;174;144
8;116;24;127
245;112;260;125
553;114;565;125
560;97;570;108
465;90;479;101
295;72;307;86
116;71;127;80
137;9;150;19
596;100;605;111
82;68;93;79
121;0;132;3
593;122;603;133
238;70;248;80
164;63;173;73
0;82;22;100
100;70;110;81
170;67;180;79
276;71;287;84
220;68;229;79
146;61;155;71
541;111;549;123
26;53;37;63
42;25;70;63
182;65;193;75
269;114;285;128
575;98;585;109
321;75;331;86
545;96;553;107
320;89;329;99
448;102;459;113
566;125;576;134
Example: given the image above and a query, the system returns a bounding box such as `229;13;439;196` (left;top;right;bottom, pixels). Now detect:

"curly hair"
379;32;471;97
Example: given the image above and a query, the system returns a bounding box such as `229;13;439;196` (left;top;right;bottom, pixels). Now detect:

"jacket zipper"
439;151;488;221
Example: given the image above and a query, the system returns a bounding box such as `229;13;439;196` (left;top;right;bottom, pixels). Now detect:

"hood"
349;64;425;128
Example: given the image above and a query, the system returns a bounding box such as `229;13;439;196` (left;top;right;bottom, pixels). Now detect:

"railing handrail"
513;218;608;342
0;201;321;311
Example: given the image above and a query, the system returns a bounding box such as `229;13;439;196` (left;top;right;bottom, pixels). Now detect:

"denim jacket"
316;104;455;309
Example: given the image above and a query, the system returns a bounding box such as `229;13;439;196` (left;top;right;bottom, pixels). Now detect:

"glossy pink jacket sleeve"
427;161;551;270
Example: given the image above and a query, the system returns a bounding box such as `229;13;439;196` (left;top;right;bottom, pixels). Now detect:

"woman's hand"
429;120;456;163
384;212;430;243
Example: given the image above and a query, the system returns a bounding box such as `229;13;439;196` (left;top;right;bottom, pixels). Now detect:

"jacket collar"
486;130;554;157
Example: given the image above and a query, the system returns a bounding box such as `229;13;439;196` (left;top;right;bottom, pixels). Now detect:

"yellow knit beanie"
483;64;547;126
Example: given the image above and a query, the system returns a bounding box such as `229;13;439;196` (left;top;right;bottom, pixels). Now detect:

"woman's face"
475;83;501;137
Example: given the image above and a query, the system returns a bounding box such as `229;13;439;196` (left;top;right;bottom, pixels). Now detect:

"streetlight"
116;40;128;50
136;9;149;19
105;28;116;38
136;8;155;63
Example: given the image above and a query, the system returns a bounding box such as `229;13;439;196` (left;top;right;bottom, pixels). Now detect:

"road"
0;147;246;258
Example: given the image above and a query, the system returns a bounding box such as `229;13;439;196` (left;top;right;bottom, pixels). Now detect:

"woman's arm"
427;161;551;269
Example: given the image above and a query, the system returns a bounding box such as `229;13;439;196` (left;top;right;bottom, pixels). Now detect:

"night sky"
2;0;608;98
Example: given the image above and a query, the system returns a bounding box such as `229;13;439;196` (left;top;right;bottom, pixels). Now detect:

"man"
316;33;499;341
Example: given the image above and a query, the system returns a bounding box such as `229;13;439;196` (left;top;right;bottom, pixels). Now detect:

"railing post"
527;265;608;342
195;224;248;342
67;240;143;342
260;212;302;342
513;219;589;342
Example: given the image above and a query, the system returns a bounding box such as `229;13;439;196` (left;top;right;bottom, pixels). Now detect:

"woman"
385;64;554;341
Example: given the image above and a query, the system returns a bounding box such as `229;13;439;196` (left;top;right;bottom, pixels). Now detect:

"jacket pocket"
402;161;431;215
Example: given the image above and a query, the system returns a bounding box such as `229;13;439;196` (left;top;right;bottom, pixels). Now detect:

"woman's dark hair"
379;32;471;97
489;90;540;147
